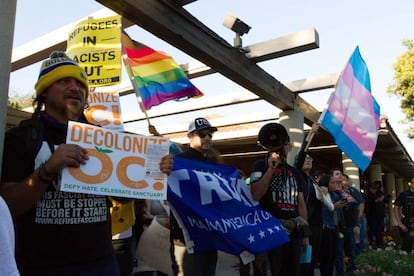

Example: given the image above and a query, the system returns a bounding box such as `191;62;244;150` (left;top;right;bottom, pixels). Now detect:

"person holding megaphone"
250;123;310;276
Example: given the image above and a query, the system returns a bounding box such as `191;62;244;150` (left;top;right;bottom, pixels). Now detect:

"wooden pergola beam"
96;0;321;124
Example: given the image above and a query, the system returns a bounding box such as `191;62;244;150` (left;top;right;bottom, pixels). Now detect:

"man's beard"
202;148;222;163
65;104;83;121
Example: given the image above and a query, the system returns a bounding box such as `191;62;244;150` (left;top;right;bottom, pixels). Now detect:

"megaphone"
257;123;290;152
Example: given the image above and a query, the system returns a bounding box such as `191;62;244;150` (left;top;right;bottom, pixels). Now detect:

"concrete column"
0;0;17;176
395;177;403;197
342;152;361;190
278;110;304;166
385;173;397;226
365;163;382;194
369;164;382;183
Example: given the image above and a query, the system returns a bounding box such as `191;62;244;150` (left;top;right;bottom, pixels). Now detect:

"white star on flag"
248;234;255;243
259;230;266;239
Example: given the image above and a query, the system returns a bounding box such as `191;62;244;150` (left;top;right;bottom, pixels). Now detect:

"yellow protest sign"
67;14;122;87
61;122;170;200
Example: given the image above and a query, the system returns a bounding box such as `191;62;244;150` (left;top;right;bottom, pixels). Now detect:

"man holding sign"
0;51;173;276
170;117;221;276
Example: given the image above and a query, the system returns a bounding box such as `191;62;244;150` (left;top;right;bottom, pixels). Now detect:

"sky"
9;0;414;158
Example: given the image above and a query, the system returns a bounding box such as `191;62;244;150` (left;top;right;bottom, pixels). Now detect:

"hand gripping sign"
61;121;170;200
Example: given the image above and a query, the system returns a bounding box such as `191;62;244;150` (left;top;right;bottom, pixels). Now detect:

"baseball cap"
188;117;218;133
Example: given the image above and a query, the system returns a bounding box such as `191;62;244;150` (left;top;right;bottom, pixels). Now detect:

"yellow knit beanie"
34;51;89;98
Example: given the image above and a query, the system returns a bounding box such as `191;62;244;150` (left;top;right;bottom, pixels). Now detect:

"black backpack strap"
18;117;45;160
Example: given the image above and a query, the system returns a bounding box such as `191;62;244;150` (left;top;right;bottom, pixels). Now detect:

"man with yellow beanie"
0;51;174;275
35;51;89;98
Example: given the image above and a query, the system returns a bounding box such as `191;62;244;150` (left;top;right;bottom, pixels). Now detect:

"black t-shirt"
394;189;414;218
250;159;304;220
364;190;386;217
302;173;323;226
1;117;114;274
176;147;206;161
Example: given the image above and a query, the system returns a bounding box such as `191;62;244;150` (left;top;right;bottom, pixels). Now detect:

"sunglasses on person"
196;130;213;138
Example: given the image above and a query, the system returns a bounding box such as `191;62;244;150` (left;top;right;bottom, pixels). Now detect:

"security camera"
223;14;251;36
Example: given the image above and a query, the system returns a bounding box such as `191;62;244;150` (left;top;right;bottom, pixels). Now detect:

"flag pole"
121;42;151;126
304;122;320;152
318;91;336;125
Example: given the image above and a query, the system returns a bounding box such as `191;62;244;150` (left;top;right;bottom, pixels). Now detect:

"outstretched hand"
148;124;161;136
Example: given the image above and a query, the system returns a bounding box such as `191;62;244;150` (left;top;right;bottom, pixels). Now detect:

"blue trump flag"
167;157;289;255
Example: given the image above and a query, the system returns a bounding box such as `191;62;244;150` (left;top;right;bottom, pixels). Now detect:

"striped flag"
320;46;380;172
121;32;203;110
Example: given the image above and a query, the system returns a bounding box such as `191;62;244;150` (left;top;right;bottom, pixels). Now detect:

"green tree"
7;98;21;109
6;94;33;131
387;39;414;139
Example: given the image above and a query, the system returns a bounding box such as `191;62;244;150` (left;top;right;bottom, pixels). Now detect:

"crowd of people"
0;50;413;276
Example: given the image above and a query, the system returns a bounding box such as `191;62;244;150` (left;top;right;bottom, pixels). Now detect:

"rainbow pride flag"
320;46;380;172
122;32;203;110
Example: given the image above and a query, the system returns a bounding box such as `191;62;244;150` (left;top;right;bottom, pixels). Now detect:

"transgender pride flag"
121;31;203;110
320;46;380;172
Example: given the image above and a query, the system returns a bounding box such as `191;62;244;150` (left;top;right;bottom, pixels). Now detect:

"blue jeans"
335;227;356;275
356;216;366;255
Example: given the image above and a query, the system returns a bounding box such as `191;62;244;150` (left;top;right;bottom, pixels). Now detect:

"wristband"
38;163;56;184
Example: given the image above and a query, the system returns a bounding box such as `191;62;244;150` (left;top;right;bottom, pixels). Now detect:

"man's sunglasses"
196;131;213;138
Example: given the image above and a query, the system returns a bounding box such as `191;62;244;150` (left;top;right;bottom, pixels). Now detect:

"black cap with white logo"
188;117;218;133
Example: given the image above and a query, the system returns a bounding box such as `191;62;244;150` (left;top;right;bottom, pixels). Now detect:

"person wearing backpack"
0;51;173;276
